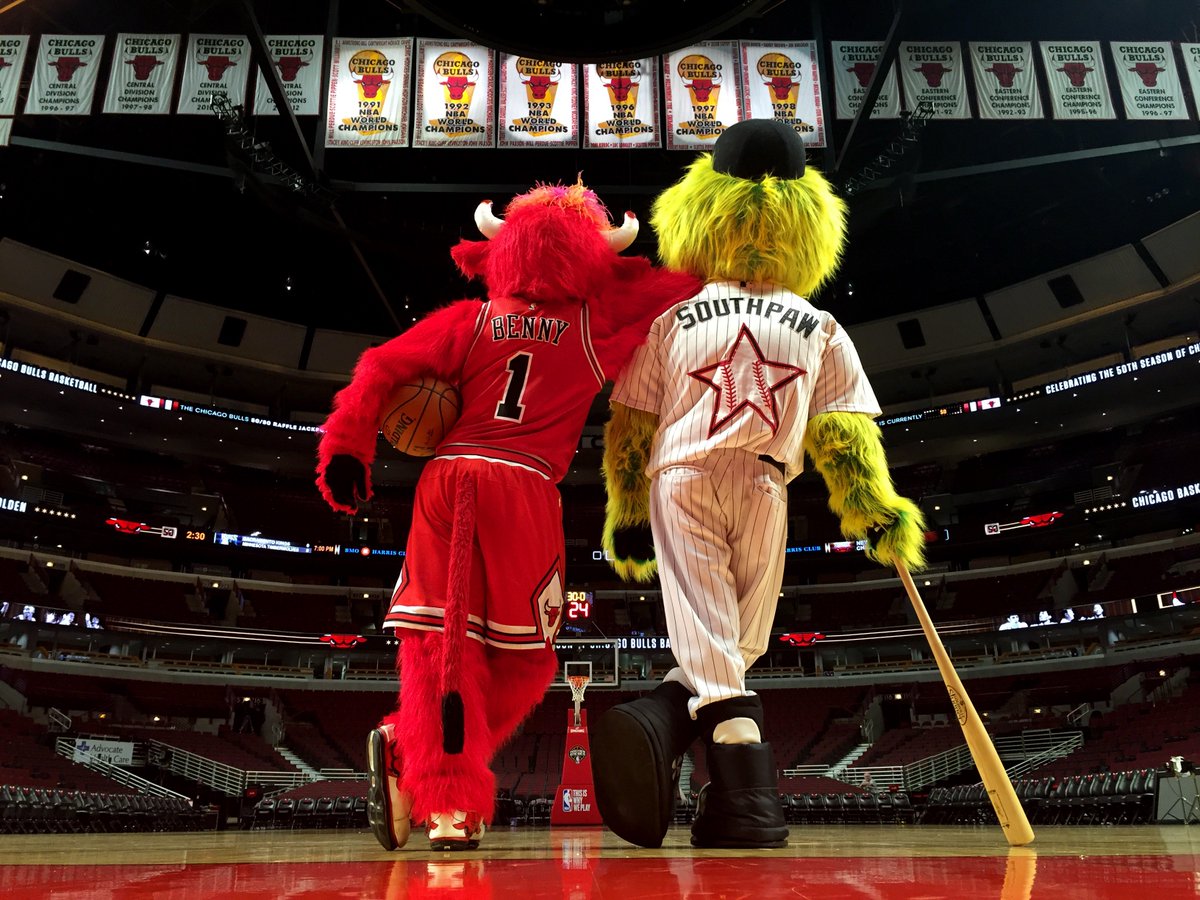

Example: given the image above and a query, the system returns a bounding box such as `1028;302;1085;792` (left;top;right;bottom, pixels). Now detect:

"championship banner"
829;41;900;119
740;41;826;147
1039;41;1116;120
664;42;741;150
0;118;10;147
102;34;180;115
1109;42;1189;120
324;37;411;147
898;42;970;118
969;41;1043;119
498;55;577;147
582;58;660;148
1183;45;1200;118
253;35;325;117
176;34;251;114
413;39;495;148
23;35;105;115
0;35;30;116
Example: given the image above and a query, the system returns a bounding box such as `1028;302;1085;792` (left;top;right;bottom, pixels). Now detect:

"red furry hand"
324;454;368;512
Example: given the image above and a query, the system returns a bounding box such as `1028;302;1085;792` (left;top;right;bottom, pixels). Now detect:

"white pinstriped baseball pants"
650;449;788;720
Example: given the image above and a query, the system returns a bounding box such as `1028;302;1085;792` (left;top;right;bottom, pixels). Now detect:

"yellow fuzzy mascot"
590;119;927;850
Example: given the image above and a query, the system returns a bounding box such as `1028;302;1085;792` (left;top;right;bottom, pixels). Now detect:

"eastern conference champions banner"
24;34;105;115
1039;40;1116;120
414;39;495;148
898;42;970;118
254;35;325;117
1110;42;1188;120
499;55;578;147
829;40;900;119
969;41;1043;119
0;35;30;116
740;41;826;147
325;37;412;147
176;33;251;114
102;33;180;115
582;59;660;148
664;42;742;150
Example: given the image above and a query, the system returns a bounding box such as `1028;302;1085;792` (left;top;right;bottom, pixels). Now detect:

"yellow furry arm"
601;402;660;583
803;411;927;572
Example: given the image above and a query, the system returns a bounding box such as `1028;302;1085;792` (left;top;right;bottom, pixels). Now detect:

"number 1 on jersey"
495;352;531;421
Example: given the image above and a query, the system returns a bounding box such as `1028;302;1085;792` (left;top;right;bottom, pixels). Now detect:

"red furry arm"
589;257;701;377
316;299;481;505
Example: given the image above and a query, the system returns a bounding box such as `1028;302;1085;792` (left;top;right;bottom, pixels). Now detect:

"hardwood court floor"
1;824;1198;898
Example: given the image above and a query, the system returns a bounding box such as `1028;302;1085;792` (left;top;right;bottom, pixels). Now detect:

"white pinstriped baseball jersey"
611;281;881;482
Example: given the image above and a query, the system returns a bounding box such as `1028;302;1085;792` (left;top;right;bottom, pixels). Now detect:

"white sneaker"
426;809;486;851
367;724;413;851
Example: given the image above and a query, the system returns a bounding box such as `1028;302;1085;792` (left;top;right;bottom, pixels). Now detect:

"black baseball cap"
711;118;806;180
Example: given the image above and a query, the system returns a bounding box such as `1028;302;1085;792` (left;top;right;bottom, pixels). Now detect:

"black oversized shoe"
367;724;413;851
690;741;789;849
591;680;700;848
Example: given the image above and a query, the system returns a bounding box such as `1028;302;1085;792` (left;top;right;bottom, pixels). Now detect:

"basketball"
379;376;461;457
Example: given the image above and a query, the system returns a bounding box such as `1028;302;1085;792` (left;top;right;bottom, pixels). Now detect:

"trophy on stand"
550;661;602;825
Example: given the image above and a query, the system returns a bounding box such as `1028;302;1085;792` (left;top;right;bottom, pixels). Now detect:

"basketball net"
567;673;590;728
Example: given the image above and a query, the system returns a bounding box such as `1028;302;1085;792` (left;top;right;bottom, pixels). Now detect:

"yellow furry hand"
601;402;660;583
864;496;927;572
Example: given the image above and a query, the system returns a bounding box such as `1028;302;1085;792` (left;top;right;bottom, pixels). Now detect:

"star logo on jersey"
689;324;804;436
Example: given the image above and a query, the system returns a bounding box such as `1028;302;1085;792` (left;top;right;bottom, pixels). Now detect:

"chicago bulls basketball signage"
664;42;742;150
829;40;900;120
254;35;325;117
498;55;578;148
177;34;251;115
898;42;970;119
325;37;412;147
0;35;30;116
583;59;660;149
102;33;180;115
1038;40;1116;120
1109;42;1188;120
1183;45;1200;116
968;41;1043;120
413;39;495;148
24;34;105;116
739;41;825;147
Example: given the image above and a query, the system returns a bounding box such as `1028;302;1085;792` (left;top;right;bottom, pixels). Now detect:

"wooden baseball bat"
896;562;1035;846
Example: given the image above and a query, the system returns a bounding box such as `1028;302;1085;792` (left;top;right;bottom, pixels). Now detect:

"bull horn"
605;211;638;251
474;200;504;239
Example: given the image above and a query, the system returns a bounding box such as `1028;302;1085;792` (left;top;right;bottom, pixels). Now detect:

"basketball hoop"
567;673;590;727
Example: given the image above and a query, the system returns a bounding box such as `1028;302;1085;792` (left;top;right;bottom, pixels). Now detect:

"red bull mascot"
593;118;927;849
315;180;700;851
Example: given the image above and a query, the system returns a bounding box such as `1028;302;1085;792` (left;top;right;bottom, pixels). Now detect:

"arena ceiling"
1;0;1198;343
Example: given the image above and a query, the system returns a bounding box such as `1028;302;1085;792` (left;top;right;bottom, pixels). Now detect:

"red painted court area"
2;853;1199;899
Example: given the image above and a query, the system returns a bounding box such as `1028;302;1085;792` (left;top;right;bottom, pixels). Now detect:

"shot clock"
565;590;593;621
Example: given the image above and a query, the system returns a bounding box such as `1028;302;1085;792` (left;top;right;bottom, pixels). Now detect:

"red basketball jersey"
436;298;604;482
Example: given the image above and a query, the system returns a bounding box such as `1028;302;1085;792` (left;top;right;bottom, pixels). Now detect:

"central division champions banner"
176;34;252;114
1109;42;1188;120
0;35;31;116
1038;41;1116;120
740;41;826;148
102;33;180;115
499;55;578;147
24;34;105;115
254;35;325;117
969;41;1043;119
829;40;900;119
664;42;742;150
582;58;660;148
414;39;495;148
898;42;970;118
324;37;412;147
